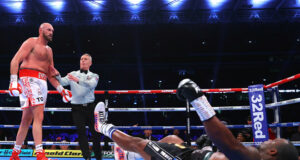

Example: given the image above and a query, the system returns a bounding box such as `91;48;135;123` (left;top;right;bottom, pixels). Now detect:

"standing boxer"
9;22;71;160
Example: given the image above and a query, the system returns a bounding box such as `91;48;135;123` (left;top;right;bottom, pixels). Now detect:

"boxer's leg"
15;108;33;145
94;102;151;160
32;105;44;151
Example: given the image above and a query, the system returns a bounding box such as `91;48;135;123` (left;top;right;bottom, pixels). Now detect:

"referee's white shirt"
56;70;99;104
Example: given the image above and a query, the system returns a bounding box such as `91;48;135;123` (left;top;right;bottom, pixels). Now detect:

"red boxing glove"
56;85;72;103
9;75;22;97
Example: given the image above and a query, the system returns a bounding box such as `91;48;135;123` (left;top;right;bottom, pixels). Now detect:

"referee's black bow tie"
80;70;88;74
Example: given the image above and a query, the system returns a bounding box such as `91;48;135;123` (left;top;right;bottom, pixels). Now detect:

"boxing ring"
0;73;300;159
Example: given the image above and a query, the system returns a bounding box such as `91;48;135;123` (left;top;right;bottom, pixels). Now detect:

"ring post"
186;99;191;146
104;90;109;121
248;84;269;144
271;86;281;138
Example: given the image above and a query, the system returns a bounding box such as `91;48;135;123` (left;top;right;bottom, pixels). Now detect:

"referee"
52;53;102;160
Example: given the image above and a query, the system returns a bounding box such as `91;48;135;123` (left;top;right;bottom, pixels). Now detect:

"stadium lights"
208;0;227;9
15;16;25;23
43;0;65;13
92;15;102;22
3;0;24;13
126;0;143;5
130;14;140;21
249;11;261;20
169;14;179;21
125;0;144;13
54;16;64;23
164;0;186;11
84;0;104;10
251;0;271;8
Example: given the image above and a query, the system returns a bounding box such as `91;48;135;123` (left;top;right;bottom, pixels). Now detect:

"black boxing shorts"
144;141;194;160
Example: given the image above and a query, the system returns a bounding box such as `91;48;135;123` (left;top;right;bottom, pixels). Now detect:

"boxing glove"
196;134;213;150
177;79;215;121
177;78;203;102
9;75;22;97
56;85;72;103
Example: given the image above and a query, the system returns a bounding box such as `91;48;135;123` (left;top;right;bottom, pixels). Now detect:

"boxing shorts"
18;68;48;109
144;141;195;160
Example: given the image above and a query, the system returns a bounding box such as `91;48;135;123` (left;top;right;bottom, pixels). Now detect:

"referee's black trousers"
72;103;102;160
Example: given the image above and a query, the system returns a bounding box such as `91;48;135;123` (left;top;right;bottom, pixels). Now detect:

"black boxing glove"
177;79;216;121
177;79;203;102
196;134;213;150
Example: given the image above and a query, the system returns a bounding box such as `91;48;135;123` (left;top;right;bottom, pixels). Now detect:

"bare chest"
30;45;49;61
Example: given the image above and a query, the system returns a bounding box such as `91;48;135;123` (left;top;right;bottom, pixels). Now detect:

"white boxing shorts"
18;69;48;109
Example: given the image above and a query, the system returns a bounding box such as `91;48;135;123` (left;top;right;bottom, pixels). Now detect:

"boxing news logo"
248;84;269;142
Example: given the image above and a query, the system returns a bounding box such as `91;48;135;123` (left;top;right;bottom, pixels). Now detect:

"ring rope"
265;97;300;109
0;106;250;112
0;122;299;130
0;89;298;94
279;89;300;93
0;73;299;94
0;97;299;112
264;73;300;89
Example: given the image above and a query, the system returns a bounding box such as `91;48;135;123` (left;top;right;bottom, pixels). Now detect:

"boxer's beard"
43;32;52;42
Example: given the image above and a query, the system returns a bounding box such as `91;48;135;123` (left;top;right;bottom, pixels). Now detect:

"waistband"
72;102;94;107
19;68;47;81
